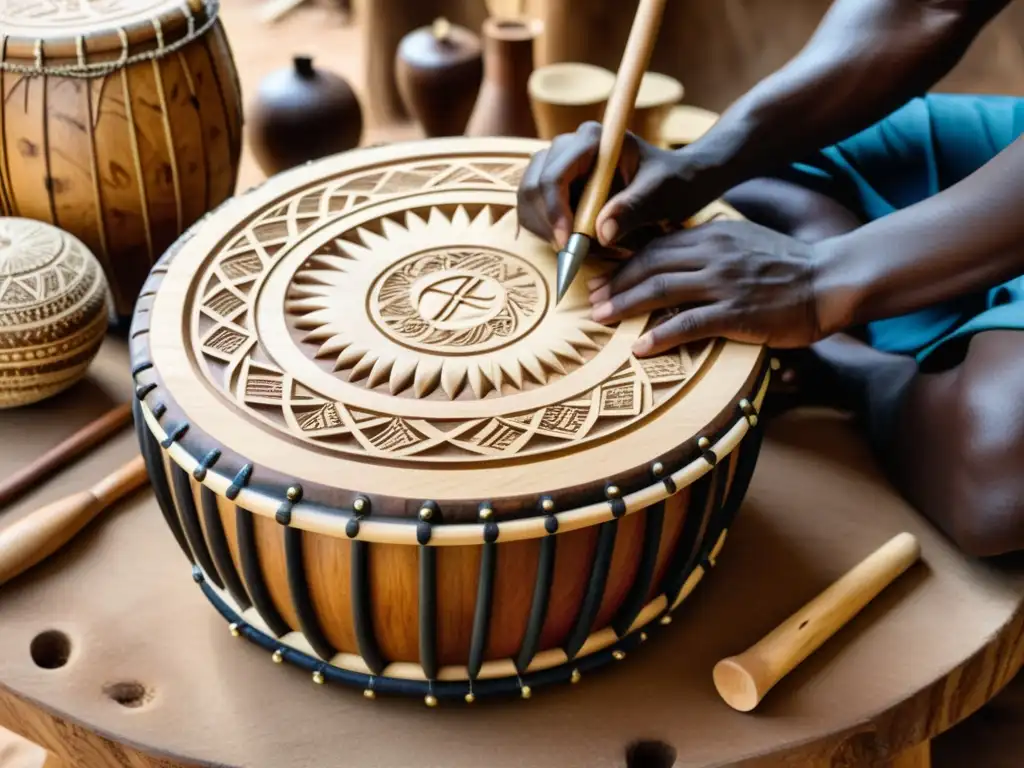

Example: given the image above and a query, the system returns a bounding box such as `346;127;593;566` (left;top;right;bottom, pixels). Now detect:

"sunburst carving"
285;205;614;400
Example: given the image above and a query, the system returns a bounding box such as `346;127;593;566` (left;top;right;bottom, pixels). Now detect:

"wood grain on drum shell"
0;0;242;319
127;137;769;700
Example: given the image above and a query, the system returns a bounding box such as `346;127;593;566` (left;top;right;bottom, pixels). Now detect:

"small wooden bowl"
528;62;617;140
0;218;109;409
661;104;720;148
631;72;685;145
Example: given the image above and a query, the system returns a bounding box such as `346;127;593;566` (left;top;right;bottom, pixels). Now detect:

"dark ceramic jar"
247;56;363;176
395;18;483;137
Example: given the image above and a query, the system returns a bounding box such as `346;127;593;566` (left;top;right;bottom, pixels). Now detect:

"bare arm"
687;0;1011;195
815;136;1024;331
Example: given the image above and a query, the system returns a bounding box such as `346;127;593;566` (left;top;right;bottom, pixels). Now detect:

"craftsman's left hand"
588;219;832;356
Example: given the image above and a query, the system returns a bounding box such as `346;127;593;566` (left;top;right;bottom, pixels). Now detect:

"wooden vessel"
528;63;616;141
631;72;684;145
465;18;542;138
0;0;243;320
128;137;770;704
395;18;483;138
0;218;108;409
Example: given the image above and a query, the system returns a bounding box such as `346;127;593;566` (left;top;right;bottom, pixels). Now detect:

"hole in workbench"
103;680;152;709
626;740;677;768
30;630;72;669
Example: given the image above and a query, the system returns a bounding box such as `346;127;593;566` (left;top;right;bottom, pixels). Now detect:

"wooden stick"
713;532;922;712
0;403;133;511
554;0;667;303
0;456;148;588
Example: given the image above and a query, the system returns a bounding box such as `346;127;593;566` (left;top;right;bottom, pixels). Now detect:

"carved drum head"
138;138;763;517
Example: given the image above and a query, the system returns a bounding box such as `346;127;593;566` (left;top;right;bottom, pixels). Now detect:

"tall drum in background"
0;0;243;320
129;138;770;704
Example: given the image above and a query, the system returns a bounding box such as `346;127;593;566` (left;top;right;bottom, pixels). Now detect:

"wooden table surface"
0;339;1023;767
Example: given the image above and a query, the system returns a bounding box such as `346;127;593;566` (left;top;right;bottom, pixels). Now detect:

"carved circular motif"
176;149;735;465
0;219;64;283
370;247;546;355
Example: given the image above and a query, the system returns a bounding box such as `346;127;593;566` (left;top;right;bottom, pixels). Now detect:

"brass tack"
228;622;240;637
286;485;301;501
272;649;284;664
425;694;438;707
770;357;781;370
465;692;476;704
418;506;433;522
570;669;581;684
652;462;664;476
739;398;751;410
640;632;648;642
313;670;325;685
353;497;366;513
521;685;532;699
479;504;493;521
363;689;376;700
749;414;759;427
660;615;672;626
541;498;554;513
698;437;710;450
606;485;620;499
612;650;626;661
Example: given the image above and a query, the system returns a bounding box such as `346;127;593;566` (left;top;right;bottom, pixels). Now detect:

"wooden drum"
128;137;771;705
0;0;243;320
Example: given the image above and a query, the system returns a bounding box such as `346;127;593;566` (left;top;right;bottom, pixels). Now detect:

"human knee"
946;369;1024;557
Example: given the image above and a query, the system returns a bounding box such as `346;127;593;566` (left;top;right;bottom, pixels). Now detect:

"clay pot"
247;56;364;176
465;17;544;138
528;62;615;140
395;18;483;137
630;72;685;145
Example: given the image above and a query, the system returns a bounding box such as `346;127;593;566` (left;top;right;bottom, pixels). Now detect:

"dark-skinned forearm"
815;137;1024;333
688;0;1008;191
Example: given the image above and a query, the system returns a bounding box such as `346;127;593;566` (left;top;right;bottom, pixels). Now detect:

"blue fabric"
775;94;1024;367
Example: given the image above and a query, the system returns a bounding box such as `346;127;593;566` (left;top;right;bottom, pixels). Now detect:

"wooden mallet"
713;532;922;712
0;456;149;588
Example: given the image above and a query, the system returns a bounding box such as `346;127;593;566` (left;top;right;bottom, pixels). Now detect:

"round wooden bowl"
528;63;617;140
661;105;721;148
632;72;686;145
0;218;108;409
0;0;243;321
128;136;768;704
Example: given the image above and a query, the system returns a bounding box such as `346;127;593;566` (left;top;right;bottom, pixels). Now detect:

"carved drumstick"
0;456;148;588
713;532;922;712
0;403;133;510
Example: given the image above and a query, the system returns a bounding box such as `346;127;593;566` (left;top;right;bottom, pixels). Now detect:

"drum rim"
130;136;769;525
0;0;215;63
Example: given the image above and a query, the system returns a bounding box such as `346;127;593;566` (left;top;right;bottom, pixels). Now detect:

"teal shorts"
776;93;1024;370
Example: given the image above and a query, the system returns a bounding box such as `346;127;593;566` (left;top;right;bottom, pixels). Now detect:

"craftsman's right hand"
516;121;718;250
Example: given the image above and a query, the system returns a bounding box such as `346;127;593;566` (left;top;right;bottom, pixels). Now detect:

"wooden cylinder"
713;532;922;712
0;0;243;320
465;17;543;138
128;137;770;704
528;63;616;141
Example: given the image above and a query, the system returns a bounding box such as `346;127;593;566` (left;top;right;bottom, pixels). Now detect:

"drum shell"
133;390;764;695
0;17;242;320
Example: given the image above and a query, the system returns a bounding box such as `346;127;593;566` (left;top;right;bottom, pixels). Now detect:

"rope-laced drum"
0;0;242;319
129;137;772;705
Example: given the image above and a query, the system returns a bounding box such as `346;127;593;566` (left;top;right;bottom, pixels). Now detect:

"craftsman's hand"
589;219;835;355
516;122;723;250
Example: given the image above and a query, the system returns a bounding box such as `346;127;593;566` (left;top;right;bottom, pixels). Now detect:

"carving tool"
0;403;133;511
0;456;148;588
713;532;922;712
555;0;668;304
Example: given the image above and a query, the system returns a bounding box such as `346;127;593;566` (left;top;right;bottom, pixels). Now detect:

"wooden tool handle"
573;0;668;237
0;403;133;510
0;455;148;588
713;532;922;712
